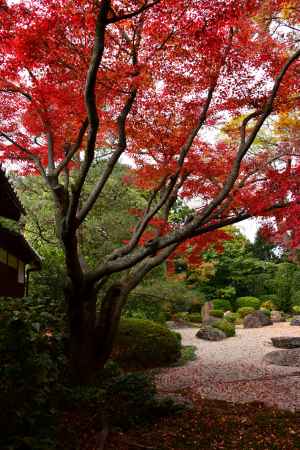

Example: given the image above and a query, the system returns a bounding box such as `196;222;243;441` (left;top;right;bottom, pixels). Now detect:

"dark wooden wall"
0;261;25;297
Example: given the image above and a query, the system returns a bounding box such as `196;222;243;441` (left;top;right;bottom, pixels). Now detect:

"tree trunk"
66;284;97;384
96;284;128;368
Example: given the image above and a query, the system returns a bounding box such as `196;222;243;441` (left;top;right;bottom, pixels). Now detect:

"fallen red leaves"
59;389;300;450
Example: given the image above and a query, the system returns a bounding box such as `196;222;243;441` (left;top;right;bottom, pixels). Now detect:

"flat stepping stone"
271;337;300;349
264;349;300;367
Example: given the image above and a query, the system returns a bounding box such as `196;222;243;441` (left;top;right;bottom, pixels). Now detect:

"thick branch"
77;88;137;224
55;118;89;175
67;1;110;225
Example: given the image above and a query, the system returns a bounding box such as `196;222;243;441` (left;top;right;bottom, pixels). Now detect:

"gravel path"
156;322;300;411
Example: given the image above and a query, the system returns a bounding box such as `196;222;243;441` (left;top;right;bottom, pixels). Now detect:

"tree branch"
107;0;161;24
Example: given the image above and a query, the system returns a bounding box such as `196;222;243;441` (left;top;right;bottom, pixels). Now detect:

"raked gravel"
155;322;300;411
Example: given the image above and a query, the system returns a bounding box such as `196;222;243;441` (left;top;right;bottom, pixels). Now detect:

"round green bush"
113;319;181;369
236;296;260;310
224;312;238;323
237;306;255;318
260;307;271;317
187;313;202;323
173;312;189;321
292;305;300;314
212;319;235;337
209;309;224;318
212;299;232;311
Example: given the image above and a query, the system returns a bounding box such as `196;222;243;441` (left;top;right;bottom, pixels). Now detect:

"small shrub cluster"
209;309;224;318
212;319;235;337
113;319;181;369
260;300;275;310
212;299;232;311
236;296;260;310
0;296;66;450
224;312;238;323
259;307;271;317
187;313;202;323
292;305;300;314
237;306;255;318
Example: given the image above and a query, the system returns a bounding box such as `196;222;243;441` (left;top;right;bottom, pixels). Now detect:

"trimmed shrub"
212;299;232;311
260;307;271;318
105;372;156;427
174;312;189;321
113;319;181;369
236;296;260;310
209;309;224;318
212;319;235;337
292;305;300;314
187;313;202;323
224;312;238;323
291;291;300;307
260;300;275;310
237;306;255;318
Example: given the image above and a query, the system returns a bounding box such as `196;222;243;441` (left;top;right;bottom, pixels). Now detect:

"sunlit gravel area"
156;322;300;411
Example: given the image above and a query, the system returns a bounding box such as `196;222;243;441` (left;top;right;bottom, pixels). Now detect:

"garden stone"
196;325;226;341
263;349;300;367
271;310;284;323
291;316;300;326
271;337;300;349
224;310;232;317
201;301;213;323
243;310;273;328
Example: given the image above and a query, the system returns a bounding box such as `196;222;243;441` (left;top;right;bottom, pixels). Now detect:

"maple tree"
0;0;299;382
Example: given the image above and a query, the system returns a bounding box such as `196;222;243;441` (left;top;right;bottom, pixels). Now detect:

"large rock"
271;337;300;349
270;310;285;323
264;349;300;367
243;310;273;328
291;316;300;326
201;301;213;323
196;325;226;341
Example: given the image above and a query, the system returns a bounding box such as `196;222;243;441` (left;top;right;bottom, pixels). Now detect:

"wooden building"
0;166;41;297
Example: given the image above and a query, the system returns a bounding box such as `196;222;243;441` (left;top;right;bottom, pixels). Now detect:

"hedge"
237;306;255;318
236;296;260;310
209;309;224;318
212;299;232;311
212;319;235;337
113;319;181;369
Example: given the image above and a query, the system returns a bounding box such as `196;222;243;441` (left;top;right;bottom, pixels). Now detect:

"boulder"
271;336;300;349
196;325;226;341
224;310;232;317
270;310;284;323
243;310;273;328
201;301;213;323
291;316;300;326
264;349;300;367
